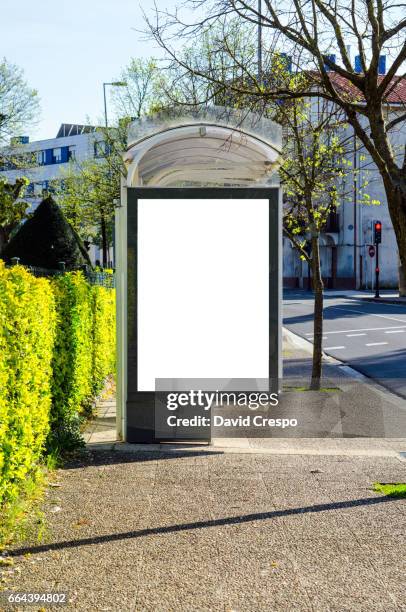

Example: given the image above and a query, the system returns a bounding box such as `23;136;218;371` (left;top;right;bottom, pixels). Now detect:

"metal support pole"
375;243;380;298
103;83;108;128
353;133;357;289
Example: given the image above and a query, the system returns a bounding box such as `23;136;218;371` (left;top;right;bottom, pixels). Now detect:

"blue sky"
1;0;172;140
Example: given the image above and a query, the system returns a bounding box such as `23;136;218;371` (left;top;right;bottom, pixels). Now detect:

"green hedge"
0;265;116;504
92;285;116;395
0;263;56;504
49;272;95;452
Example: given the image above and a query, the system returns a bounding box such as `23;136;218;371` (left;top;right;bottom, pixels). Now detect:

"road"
283;291;406;398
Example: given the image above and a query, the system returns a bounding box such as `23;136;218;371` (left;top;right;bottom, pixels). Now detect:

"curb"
85;440;405;459
356;297;406;306
282;326;339;364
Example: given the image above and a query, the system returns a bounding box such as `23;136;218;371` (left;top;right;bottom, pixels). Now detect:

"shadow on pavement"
9;495;395;558
63;449;224;470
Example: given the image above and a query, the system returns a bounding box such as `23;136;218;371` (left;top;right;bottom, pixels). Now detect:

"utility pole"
373;221;382;298
353;132;358;289
375;243;380;298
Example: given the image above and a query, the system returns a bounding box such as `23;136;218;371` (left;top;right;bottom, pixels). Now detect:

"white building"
283;69;406;290
0;124;112;266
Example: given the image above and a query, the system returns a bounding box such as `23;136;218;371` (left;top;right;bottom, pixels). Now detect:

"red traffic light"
374;221;382;244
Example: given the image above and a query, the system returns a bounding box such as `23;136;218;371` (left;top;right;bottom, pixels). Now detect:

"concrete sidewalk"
2;333;405;611
3;449;405;611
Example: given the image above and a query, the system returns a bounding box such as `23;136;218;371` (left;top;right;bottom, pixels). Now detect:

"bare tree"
145;1;406;293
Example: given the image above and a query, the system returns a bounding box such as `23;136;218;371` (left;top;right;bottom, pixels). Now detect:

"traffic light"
374;221;382;244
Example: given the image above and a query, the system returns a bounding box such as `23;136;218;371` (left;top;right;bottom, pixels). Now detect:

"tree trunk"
310;235;324;391
100;215;108;268
382;175;406;296
0;227;7;254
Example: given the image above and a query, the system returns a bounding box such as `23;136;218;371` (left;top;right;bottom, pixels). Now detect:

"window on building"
36;150;46;165
68;146;76;161
94;141;107;158
52;148;62;163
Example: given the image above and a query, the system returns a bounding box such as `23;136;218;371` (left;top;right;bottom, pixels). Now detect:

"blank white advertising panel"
137;198;269;391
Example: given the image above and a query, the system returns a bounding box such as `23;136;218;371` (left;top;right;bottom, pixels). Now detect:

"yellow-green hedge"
92;285;116;395
0;263;56;504
51;272;94;425
0;266;116;504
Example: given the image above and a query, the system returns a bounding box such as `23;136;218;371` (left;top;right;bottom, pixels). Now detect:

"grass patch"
373;483;406;498
0;456;60;551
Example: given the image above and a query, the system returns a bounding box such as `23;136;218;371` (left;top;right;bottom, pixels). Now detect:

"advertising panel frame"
120;187;281;443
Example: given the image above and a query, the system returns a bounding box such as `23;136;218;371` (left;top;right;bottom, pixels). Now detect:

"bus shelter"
115;107;282;442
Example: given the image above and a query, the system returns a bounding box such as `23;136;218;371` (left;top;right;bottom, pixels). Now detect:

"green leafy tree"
0;176;29;252
0;58;40;145
60;158;121;267
0;59;40;251
58;59;166;266
279;91;371;388
111;57;164;120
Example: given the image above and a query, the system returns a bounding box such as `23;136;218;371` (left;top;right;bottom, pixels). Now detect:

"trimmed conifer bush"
2;196;91;270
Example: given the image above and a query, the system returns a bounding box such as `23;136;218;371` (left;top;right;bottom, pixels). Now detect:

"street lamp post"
258;0;262;83
100;81;127;268
102;81;127;127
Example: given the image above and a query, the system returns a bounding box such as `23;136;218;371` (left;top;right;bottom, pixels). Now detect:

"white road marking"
330;305;406;324
384;329;405;334
365;342;388;347
324;346;346;350
304;336;327;339
346;333;366;337
306;325;406;336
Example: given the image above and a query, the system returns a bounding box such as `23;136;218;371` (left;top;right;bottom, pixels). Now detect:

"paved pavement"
284;290;406;398
2;314;405;612
2;449;405;612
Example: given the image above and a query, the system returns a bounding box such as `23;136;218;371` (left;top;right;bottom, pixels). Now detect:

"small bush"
0;262;56;505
